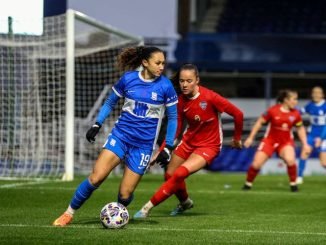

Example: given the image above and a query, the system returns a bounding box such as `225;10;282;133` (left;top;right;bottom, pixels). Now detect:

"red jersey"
176;86;243;149
262;104;303;143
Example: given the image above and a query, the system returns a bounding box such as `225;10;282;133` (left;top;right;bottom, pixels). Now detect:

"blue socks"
298;159;306;177
118;193;134;207
70;179;98;210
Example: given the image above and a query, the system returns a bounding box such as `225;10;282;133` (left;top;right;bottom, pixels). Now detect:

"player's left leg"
134;153;206;218
279;145;298;192
165;154;193;216
118;166;142;207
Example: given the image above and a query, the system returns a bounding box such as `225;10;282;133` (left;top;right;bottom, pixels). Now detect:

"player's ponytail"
117;46;164;72
276;89;297;103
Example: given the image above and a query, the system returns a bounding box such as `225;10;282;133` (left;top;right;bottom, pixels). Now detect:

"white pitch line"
1;185;325;197
0;180;53;189
0;223;325;237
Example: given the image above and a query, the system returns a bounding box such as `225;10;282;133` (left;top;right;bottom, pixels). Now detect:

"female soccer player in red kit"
242;89;310;192
134;64;244;218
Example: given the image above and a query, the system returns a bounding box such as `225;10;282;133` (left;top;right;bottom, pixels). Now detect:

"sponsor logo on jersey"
151;92;157;101
194;115;201;121
282;123;288;129
199;101;207;110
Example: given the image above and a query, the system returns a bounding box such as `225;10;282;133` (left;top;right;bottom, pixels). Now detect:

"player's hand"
244;137;253;148
314;137;322;148
302;143;311;156
155;145;173;168
231;139;242;149
86;122;101;143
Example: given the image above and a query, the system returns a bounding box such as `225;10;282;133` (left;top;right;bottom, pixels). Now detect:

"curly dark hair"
117;46;163;72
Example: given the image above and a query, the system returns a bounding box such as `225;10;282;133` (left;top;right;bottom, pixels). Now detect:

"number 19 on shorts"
140;153;150;167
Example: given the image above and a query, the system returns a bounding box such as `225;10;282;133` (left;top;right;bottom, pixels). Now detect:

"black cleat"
242;184;252;191
290;185;299;192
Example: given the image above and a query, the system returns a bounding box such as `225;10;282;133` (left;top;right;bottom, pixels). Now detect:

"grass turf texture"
0;173;325;244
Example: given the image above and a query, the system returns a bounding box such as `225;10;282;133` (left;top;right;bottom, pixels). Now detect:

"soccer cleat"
296;177;304;185
290;185;299;192
53;212;73;227
242;184;252;191
170;198;194;216
133;210;149;219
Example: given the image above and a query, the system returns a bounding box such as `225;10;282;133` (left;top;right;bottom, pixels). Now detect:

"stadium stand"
217;0;326;34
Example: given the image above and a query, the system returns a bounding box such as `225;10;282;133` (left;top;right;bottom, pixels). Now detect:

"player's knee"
172;166;190;182
88;174;105;187
285;160;296;166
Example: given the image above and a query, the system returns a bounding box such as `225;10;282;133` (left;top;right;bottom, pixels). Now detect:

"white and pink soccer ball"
100;202;129;229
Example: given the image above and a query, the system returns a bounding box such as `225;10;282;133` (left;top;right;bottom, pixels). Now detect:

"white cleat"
296;177;304;185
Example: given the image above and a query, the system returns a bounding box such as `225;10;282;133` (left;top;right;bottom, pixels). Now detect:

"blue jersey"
97;71;178;149
301;100;326;138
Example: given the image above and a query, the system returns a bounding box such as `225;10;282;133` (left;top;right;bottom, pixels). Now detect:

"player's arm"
223;102;244;148
86;89;121;143
154;103;178;167
212;93;243;148
244;116;267;148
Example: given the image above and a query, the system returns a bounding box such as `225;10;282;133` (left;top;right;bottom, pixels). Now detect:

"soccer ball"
100;202;129;229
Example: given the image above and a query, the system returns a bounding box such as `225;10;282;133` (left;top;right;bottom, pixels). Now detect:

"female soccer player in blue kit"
53;46;178;226
297;86;326;184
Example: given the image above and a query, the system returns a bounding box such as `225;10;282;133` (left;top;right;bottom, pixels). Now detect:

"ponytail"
117;46;163;72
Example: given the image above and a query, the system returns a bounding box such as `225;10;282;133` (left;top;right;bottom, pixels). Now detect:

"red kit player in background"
242;89;309;192
134;64;244;218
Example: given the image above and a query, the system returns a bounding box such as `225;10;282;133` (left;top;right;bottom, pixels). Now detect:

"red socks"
151;166;190;206
246;165;260;183
287;164;297;184
164;172;189;203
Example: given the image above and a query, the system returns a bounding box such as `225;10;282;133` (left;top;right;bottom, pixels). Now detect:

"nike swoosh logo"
184;107;190;112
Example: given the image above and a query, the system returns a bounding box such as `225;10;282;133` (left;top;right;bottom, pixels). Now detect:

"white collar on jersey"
138;71;156;83
188;92;200;100
314;100;325;106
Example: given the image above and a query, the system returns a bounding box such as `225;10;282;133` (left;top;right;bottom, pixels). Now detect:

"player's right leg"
243;140;271;190
53;135;123;227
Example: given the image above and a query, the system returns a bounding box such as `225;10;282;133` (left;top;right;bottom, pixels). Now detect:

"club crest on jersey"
151;92;157;101
289;116;295;122
199;101;207;110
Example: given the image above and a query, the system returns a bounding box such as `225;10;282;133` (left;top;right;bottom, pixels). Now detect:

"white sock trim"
66;205;75;216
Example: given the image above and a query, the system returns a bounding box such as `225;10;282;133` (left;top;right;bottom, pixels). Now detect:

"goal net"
0;10;143;179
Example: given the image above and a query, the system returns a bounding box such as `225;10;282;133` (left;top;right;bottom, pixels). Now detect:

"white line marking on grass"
0;180;53;189
0;223;325;237
1;186;325;197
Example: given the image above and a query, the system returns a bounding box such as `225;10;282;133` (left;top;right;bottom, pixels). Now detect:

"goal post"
0;10;143;180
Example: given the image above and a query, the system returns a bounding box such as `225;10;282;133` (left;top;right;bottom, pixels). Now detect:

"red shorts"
258;138;295;157
174;140;220;164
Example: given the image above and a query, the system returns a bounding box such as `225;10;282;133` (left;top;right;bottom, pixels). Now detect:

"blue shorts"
307;134;326;152
103;134;153;175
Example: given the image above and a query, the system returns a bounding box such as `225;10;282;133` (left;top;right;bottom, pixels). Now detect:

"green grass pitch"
0;173;325;244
